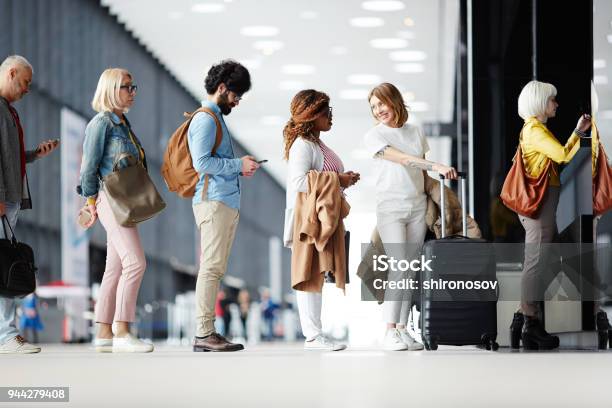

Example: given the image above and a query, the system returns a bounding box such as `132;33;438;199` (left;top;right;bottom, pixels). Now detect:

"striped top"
318;139;344;173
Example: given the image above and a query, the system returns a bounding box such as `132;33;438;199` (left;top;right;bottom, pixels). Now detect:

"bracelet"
574;128;589;137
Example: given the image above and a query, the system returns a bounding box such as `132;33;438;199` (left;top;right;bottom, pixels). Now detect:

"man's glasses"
227;90;242;102
120;84;138;93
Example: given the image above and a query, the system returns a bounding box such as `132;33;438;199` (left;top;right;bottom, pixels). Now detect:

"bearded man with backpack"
162;60;259;352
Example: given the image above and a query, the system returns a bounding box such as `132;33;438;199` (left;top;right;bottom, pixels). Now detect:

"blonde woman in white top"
364;83;457;351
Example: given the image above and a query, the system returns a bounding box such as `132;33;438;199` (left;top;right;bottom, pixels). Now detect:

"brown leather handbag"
593;142;612;216
102;153;166;227
500;140;552;218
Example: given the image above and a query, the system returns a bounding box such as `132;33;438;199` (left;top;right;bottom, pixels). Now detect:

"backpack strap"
186;108;223;201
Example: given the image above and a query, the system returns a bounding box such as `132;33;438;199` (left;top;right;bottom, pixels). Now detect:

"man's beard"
218;93;233;115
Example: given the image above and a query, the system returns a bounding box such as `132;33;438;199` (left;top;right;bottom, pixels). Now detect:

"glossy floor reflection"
1;342;611;408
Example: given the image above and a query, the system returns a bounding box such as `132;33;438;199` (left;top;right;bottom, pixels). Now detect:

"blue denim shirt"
187;101;242;209
79;112;145;198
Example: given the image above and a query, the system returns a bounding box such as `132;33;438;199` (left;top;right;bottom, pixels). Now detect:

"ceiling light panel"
191;3;225;13
362;1;405;12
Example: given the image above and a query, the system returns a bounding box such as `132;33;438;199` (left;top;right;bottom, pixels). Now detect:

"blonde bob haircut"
517;80;557;120
91;68;131;113
368;82;409;127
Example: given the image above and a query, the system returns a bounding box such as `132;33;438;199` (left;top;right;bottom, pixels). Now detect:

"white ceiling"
102;0;459;211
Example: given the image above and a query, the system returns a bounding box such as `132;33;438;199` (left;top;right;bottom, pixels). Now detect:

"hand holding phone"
36;139;60;157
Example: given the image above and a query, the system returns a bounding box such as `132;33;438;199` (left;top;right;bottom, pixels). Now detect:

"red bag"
593;142;612;216
500;142;552;218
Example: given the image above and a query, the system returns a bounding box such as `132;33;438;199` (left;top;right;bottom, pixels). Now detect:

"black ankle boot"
596;311;610;350
522;316;560;350
509;312;524;349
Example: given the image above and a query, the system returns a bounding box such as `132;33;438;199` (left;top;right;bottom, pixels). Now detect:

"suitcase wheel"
423;338;437;351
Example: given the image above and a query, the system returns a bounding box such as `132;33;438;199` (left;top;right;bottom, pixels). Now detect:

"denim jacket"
78;112;147;198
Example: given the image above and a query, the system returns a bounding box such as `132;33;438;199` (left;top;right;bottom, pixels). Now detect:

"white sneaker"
93;338;113;353
383;329;408;351
304;335;347;351
112;334;154;353
0;335;41;354
397;328;424;351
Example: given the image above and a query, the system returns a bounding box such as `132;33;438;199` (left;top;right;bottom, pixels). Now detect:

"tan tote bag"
102;153;166;227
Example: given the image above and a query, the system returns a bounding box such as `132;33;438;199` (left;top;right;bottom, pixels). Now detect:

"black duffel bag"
0;216;37;298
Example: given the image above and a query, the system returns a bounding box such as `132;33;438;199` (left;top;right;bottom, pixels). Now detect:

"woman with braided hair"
283;89;359;351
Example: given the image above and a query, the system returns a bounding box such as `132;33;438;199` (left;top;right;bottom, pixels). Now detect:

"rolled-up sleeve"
79;117;107;197
187;112;242;176
364;128;388;158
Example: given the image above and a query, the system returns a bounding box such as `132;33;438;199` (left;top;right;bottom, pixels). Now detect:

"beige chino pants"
193;200;239;337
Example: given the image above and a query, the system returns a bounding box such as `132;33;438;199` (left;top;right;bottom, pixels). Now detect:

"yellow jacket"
592;121;600;176
520;117;580;186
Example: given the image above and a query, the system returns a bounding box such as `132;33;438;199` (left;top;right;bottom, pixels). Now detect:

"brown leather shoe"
193;333;244;352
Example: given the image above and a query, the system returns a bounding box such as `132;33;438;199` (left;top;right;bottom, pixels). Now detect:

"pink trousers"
94;191;147;324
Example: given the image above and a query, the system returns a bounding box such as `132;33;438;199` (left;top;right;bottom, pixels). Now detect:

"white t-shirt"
363;123;430;213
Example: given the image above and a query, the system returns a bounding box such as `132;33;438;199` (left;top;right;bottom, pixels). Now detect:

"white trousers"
295;290;322;341
377;207;427;325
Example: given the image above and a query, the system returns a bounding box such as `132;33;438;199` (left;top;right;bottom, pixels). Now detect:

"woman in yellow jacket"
509;80;591;350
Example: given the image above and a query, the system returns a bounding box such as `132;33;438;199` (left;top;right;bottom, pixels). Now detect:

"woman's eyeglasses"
120;84;138;93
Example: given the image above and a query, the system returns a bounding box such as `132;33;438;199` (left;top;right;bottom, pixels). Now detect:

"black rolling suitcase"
420;173;498;351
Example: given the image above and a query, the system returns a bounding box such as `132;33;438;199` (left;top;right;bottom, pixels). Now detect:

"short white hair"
0;55;33;74
91;68;131;113
517;80;557;120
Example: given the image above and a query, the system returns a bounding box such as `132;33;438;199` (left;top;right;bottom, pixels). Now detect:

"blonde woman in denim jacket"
79;68;152;353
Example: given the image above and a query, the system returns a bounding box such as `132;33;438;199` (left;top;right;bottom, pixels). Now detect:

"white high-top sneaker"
397;328;424;351
304;335;347;351
93;338;113;353
383;328;408;351
112;334;154;353
0;335;41;354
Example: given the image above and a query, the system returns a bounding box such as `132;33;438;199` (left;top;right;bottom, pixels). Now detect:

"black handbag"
0;216;37;298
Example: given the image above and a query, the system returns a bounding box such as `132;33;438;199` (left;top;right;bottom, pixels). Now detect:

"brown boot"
193;333;244;352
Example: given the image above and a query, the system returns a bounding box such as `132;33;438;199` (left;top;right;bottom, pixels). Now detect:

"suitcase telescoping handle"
438;172;467;238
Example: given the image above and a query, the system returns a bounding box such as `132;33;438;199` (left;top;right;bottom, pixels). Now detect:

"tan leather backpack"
161;108;222;198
